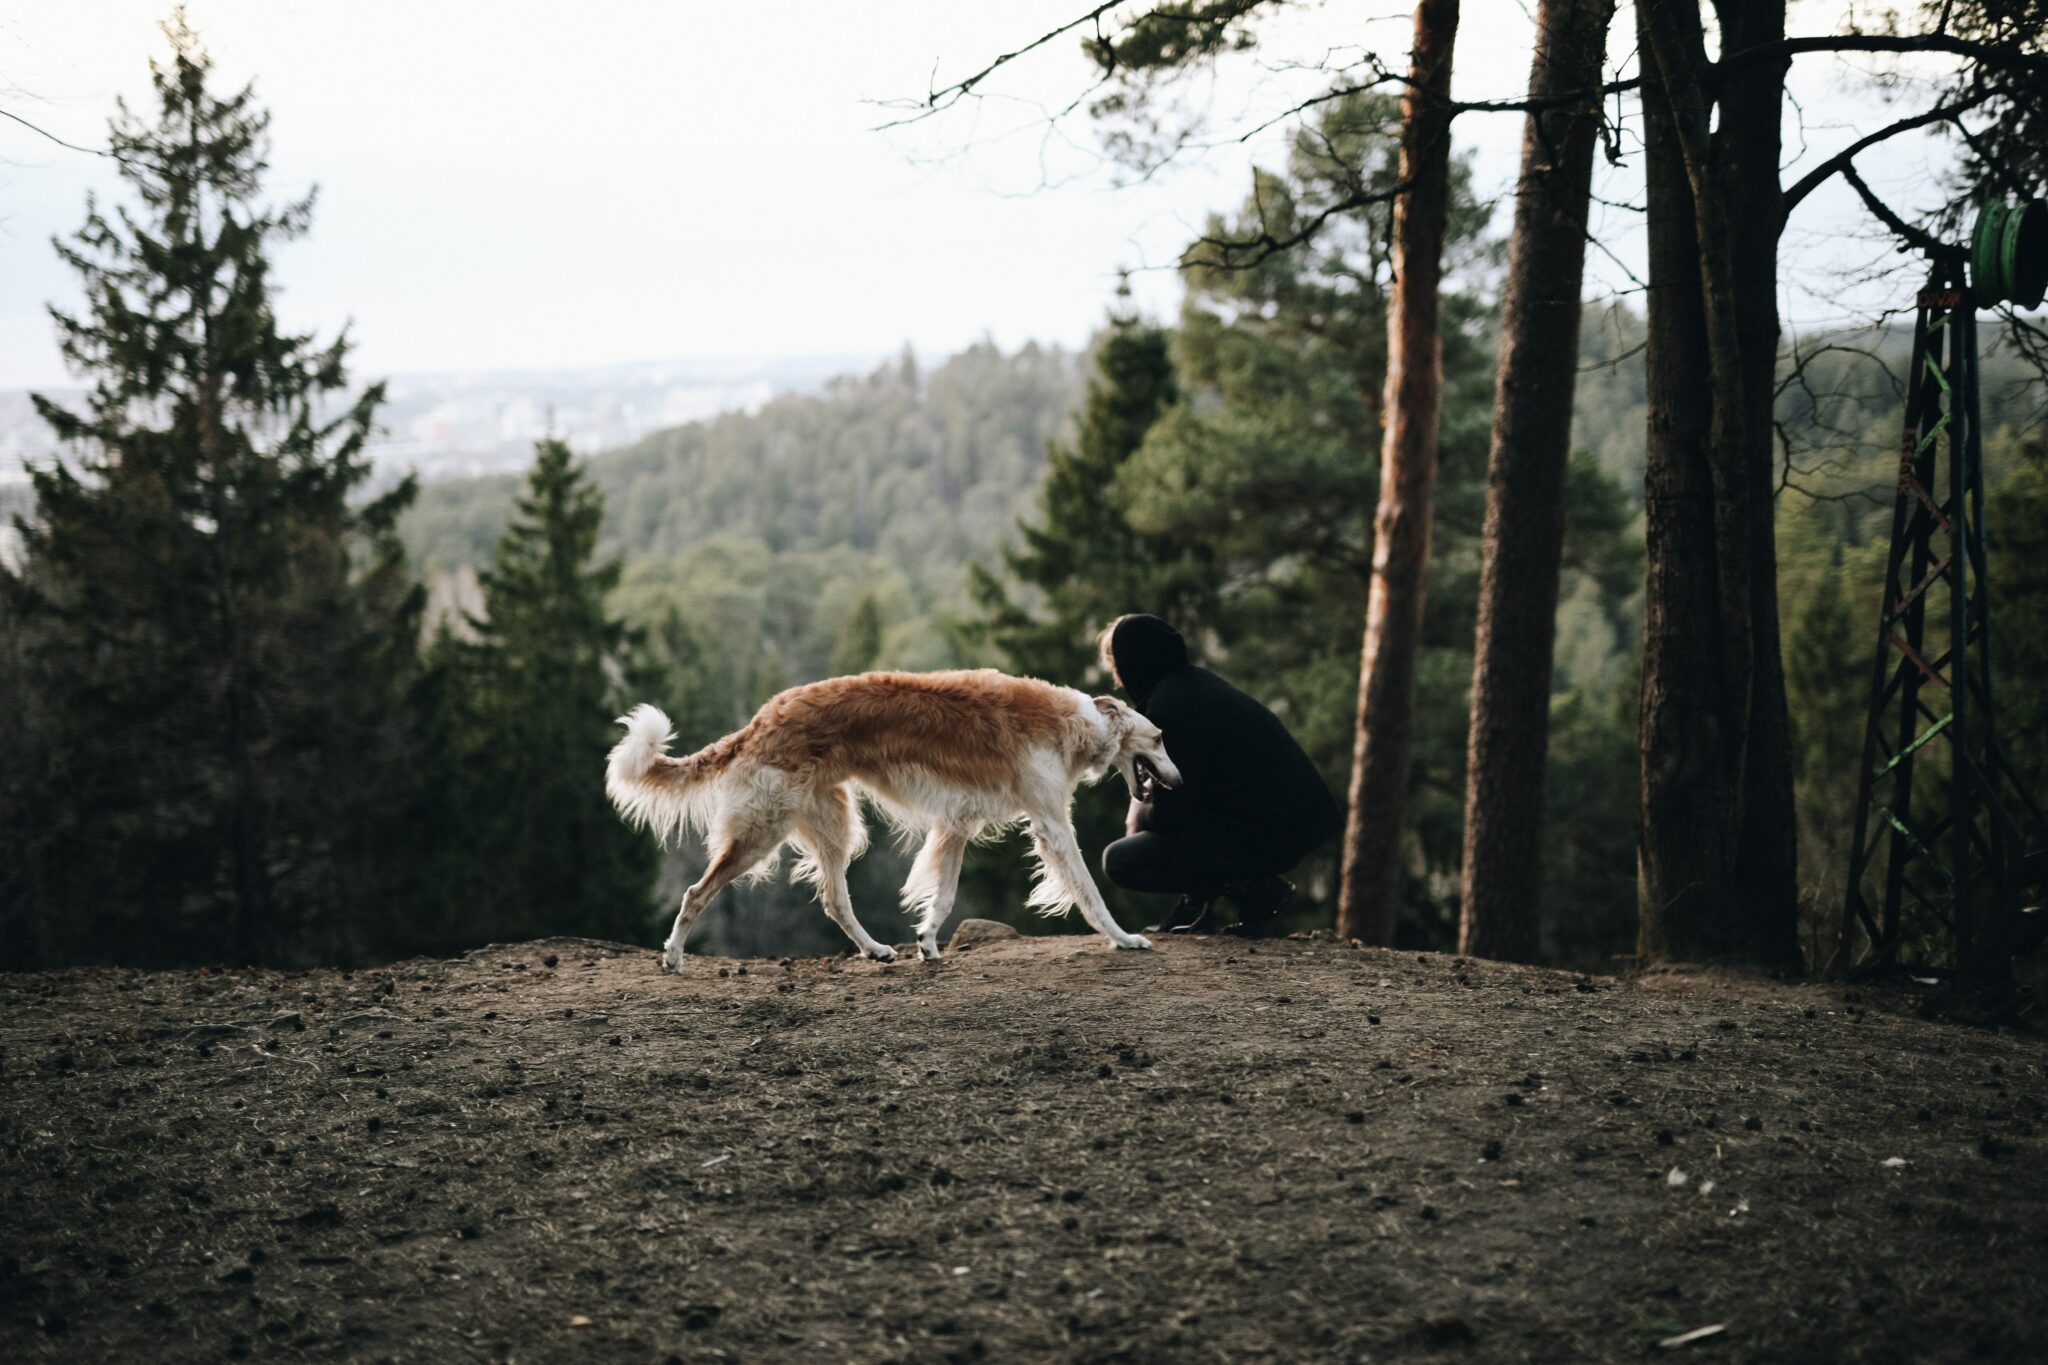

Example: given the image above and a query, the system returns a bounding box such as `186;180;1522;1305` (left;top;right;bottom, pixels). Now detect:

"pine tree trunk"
1632;0;1801;969
1458;0;1616;964
1337;0;1461;944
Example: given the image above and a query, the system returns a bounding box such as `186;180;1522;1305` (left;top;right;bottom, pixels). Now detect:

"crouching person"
1096;614;1342;934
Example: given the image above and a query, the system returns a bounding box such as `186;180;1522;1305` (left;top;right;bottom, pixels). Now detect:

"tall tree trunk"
1337;0;1461;943
1632;0;1801;969
1458;0;1617;963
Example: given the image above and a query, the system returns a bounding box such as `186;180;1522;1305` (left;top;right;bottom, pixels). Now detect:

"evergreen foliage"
417;439;659;948
0;15;421;967
966;302;1199;687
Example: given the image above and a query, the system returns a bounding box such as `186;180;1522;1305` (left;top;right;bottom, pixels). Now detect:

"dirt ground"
2;930;2044;1364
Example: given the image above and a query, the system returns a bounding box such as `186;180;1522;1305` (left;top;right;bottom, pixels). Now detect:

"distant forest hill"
402;340;1085;685
400;314;1645;684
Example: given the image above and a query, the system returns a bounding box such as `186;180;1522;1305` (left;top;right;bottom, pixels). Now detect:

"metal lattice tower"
1840;267;2048;987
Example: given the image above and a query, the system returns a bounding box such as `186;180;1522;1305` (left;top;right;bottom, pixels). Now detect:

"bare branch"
1182;176;1414;271
870;3;1125;130
1781;90;1995;217
0;106;116;160
1743;32;2048;77
1452;78;1640;114
1840;162;1965;262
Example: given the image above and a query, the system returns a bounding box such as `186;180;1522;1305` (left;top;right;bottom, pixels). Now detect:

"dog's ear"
1093;695;1132;730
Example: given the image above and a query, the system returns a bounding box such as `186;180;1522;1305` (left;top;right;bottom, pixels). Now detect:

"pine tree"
967;301;1202;687
428;438;656;945
0;12;421;966
1458;0;1618;963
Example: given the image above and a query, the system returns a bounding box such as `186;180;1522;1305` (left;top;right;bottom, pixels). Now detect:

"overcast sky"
1;1;1969;391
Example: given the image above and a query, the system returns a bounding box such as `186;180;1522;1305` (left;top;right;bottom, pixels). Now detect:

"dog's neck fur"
1067;691;1122;785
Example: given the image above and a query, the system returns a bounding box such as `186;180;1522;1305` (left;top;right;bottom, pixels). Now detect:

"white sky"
0;1;1973;391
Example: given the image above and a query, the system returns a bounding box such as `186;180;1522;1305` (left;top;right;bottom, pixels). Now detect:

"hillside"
4;934;2043;1362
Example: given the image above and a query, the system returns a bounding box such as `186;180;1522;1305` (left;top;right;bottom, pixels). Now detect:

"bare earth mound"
2;934;2043;1363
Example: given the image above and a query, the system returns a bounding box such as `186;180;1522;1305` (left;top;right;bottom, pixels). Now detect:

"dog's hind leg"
1030;816;1151;952
795;788;896;963
903;828;968;961
661;828;780;974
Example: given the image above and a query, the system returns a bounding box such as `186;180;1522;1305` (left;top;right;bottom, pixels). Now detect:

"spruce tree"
0;13;421;966
429;438;656;945
967;300;1203;687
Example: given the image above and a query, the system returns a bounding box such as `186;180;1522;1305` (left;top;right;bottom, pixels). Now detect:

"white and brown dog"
605;668;1180;970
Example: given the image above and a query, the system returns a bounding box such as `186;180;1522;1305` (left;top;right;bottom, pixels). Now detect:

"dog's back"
741;669;1081;789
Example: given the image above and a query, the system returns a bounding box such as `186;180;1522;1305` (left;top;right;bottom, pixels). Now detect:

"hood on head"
1106;614;1189;708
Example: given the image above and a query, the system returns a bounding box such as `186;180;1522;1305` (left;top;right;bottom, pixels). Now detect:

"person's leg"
1102;830;1278;932
1100;831;1203;895
1101;830;1275;893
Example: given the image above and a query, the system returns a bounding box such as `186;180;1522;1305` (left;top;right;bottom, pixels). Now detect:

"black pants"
1100;830;1284;898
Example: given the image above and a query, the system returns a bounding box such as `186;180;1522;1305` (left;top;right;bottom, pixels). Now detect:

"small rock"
948;919;1022;952
268;1012;304;1032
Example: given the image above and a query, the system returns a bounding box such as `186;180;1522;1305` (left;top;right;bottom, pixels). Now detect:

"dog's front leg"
1032;819;1151;952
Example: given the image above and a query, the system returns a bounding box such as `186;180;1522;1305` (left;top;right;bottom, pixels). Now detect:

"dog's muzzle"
1133;754;1177;793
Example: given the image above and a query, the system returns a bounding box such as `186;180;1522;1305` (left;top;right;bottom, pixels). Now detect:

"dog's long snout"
1137;754;1182;790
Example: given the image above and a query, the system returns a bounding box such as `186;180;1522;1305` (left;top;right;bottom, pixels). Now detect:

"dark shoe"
1148;895;1215;934
1222;875;1295;933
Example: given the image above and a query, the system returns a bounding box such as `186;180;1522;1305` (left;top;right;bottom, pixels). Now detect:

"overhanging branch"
871;3;1125;129
1781;90;1996;217
1840;162;1966;262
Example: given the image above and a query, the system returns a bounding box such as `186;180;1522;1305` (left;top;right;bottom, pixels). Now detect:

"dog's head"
1092;696;1182;796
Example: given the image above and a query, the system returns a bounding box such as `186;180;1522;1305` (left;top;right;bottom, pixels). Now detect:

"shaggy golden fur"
606;669;1180;969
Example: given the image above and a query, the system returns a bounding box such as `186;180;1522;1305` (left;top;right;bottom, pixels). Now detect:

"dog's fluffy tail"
605;704;721;846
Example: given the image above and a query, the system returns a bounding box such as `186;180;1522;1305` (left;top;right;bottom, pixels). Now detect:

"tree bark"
1458;0;1616;964
1338;0;1460;944
1632;0;1801;969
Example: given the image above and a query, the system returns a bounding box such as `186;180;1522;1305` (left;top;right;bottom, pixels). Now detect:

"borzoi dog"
605;668;1181;970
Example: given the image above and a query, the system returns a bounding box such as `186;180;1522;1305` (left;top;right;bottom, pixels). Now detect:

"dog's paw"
918;940;942;963
865;944;898;963
660;942;686;974
1118;934;1153;952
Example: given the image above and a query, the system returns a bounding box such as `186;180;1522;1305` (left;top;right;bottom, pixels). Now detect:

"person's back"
1097;614;1341;929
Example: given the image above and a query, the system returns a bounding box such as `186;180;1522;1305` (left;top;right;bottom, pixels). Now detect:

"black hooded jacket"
1108;615;1343;870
